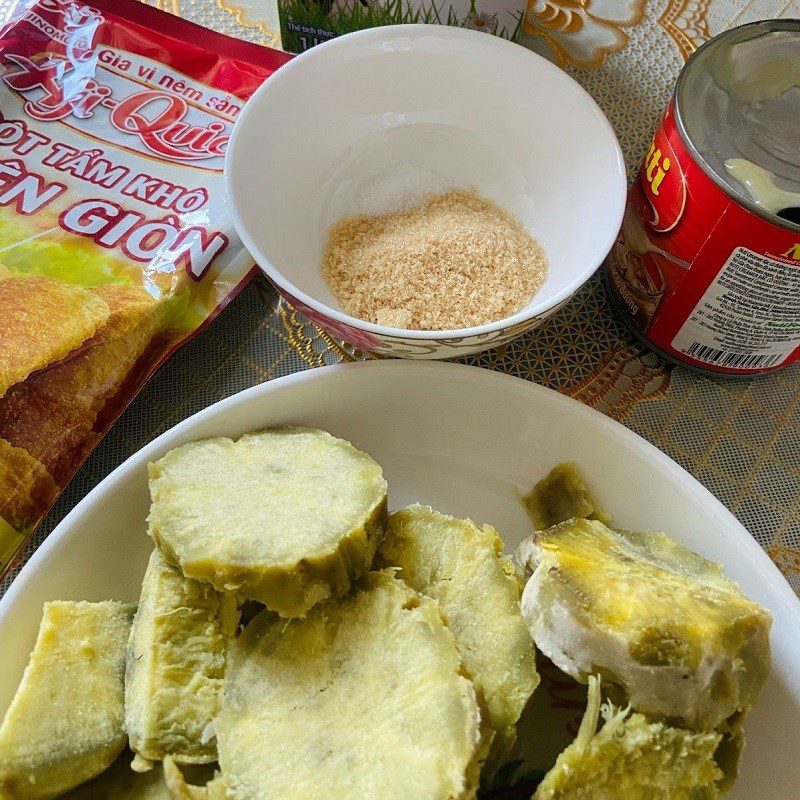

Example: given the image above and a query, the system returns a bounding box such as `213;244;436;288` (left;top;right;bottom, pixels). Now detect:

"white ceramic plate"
1;362;798;796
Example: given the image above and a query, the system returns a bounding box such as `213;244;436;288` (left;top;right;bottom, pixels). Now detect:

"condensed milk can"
605;20;800;376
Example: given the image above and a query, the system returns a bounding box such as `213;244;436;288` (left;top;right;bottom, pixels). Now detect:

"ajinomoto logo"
638;125;686;234
781;242;800;260
22;0;103;54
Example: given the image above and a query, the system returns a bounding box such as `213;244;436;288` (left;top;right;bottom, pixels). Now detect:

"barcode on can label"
681;343;783;369
672;246;800;371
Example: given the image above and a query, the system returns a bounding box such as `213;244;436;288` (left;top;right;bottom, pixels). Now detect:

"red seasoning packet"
0;0;290;575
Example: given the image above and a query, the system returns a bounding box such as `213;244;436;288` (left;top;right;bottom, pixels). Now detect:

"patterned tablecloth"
1;0;799;597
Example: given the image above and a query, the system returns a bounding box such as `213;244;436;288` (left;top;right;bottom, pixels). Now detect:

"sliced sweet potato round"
148;427;387;617
216;572;482;800
378;505;538;774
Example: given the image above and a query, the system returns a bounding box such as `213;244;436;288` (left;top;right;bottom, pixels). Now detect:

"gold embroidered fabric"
0;0;797;597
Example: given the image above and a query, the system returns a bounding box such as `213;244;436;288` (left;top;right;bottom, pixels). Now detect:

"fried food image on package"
0;275;111;399
0;0;291;571
0;277;161;535
0;284;160;485
0;438;57;533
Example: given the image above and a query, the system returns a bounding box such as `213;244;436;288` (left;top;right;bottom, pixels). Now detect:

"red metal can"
605;20;800;376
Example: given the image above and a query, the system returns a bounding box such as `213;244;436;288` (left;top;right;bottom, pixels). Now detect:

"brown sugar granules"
321;188;548;330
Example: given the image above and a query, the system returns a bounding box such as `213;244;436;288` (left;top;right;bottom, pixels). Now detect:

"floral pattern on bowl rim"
276;285;568;359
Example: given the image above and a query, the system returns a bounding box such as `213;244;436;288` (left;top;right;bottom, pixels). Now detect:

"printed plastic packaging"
0;0;290;575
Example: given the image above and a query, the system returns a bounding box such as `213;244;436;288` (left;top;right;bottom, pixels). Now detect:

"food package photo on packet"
0;0;290;576
278;0;527;54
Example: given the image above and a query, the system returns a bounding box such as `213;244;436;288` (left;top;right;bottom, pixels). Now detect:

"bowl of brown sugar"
226;25;626;359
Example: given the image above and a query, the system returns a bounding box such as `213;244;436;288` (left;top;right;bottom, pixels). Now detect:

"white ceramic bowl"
1;362;798;797
226;25;626;358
